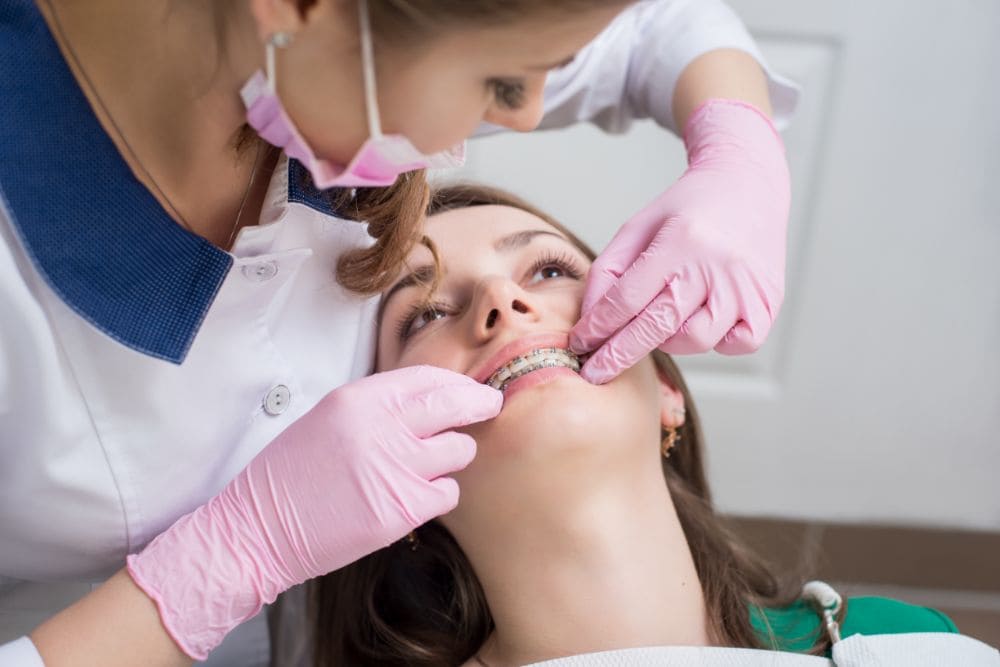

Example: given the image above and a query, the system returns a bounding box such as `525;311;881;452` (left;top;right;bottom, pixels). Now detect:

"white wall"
447;1;1000;530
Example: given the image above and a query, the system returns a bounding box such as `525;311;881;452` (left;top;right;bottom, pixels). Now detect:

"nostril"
485;309;499;328
511;300;528;314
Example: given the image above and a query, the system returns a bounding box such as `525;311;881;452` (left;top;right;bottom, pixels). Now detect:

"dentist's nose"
473;278;540;340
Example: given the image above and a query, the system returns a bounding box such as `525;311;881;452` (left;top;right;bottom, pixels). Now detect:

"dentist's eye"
488;78;526;110
396;302;452;341
527;250;584;285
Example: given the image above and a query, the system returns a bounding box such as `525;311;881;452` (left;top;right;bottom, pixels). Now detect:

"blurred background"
444;0;1000;645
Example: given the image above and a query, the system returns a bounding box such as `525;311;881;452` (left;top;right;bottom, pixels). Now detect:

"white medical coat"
0;0;796;664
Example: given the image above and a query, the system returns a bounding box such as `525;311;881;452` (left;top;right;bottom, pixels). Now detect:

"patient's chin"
467;365;654;463
446;367;661;535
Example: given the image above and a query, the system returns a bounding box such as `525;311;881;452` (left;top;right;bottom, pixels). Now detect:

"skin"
673;48;772;128
377;206;708;666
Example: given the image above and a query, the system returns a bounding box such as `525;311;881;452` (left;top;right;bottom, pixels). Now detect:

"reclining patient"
308;185;975;666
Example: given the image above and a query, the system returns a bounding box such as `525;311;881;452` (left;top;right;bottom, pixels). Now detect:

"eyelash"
488;78;526;110
394;249;585;342
395;299;450;342
527;249;585;283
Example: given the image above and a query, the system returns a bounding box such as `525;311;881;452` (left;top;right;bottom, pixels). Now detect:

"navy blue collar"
0;0;342;364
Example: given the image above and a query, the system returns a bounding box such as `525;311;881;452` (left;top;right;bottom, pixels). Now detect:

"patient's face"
377;205;589;378
377;205;668;533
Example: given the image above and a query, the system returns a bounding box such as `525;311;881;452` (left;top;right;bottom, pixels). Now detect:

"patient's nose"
474;279;539;338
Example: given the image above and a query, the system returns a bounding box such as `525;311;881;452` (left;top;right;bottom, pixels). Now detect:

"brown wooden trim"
725;516;1000;592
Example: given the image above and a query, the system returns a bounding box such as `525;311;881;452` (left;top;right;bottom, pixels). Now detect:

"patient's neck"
457;453;710;666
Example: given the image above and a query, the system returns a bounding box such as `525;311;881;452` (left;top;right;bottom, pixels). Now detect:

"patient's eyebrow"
379;264;438;322
494;229;567;252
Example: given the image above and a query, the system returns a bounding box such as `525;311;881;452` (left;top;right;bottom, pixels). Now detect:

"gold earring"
661;427;680;458
404;531;419;551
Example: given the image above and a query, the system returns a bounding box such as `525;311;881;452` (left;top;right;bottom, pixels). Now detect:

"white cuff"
0;636;46;667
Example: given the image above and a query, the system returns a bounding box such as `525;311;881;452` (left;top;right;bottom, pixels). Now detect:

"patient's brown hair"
312;185;838;666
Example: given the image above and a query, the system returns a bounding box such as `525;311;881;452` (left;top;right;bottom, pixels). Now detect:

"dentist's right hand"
126;366;502;661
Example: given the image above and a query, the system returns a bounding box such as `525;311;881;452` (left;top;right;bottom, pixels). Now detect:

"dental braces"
485;348;581;392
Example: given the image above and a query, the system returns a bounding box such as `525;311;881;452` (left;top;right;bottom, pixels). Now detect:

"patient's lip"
470;332;572;385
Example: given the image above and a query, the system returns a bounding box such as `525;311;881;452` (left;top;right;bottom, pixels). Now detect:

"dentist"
0;0;796;664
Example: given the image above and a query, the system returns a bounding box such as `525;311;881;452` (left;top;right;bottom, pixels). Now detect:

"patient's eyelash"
394;249;583;342
527;249;585;283
395;300;452;342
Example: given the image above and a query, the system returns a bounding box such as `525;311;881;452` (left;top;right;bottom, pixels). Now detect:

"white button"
263;385;291;416
242;261;278;282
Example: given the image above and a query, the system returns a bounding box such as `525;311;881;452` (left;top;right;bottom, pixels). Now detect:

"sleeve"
478;0;799;138
0;637;46;667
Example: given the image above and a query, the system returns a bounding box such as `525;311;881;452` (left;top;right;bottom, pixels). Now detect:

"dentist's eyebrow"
493;229;568;252
379;264;438;322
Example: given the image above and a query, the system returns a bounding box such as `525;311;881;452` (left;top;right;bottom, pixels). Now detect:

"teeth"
485;348;581;392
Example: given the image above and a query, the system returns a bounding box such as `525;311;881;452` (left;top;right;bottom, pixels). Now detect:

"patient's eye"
534;265;566;280
527;250;584;285
397;303;450;341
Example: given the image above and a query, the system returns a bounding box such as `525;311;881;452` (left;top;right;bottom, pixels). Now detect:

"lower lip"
500;366;581;403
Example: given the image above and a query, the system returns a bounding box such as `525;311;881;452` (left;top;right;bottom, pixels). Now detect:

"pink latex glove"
569;99;791;384
126;366;501;660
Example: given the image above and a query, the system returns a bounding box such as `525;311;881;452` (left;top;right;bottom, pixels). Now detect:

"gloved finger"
578;204;666;316
570;235;682;355
658;295;739;355
579;286;688;385
404;431;477;481
714;284;782;355
402;381;503;439
713;320;757;355
386;364;489;392
409;476;461;526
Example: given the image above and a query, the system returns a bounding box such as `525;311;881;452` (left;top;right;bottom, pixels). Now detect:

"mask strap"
262;2;381;139
265;32;292;94
357;0;384;139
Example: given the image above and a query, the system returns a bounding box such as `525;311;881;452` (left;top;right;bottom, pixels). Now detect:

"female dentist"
0;0;796;664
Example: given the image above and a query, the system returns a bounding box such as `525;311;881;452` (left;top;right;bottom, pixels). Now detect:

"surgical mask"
240;0;465;189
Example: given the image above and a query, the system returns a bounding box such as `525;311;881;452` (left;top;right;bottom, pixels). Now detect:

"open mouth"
484;347;581;393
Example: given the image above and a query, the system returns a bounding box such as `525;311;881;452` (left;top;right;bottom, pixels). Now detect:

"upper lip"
470;332;573;384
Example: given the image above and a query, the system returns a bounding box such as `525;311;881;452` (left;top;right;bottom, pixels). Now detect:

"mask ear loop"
357;0;384;140
264;2;381;140
265;32;293;94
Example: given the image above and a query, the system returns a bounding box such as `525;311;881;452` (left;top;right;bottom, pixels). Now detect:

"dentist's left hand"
126;366;502;660
569;99;791;384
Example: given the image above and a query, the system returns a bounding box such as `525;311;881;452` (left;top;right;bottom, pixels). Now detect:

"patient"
309;185;960;667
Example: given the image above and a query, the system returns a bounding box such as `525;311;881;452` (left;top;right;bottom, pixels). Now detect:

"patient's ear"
654;361;686;430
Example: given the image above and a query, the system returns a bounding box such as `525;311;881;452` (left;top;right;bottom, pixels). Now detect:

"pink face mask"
240;0;465;189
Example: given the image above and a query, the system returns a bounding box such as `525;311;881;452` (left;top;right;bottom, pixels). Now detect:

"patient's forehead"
423;204;558;252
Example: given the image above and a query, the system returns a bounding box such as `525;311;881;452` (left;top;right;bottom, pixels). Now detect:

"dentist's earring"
269;31;293;48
